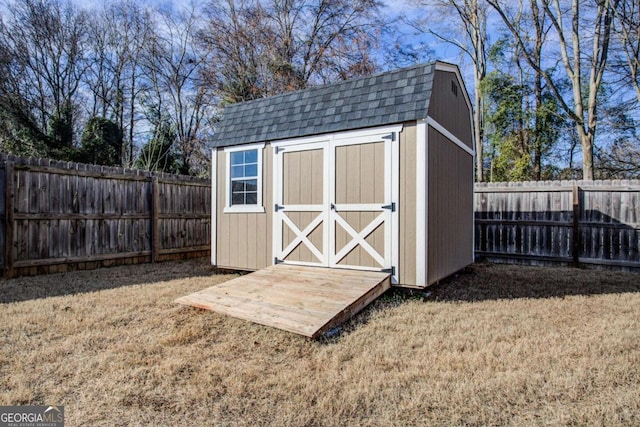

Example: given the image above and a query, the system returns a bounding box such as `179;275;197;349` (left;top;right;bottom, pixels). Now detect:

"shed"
210;61;474;288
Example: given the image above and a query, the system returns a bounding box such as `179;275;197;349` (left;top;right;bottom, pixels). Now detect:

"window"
224;143;264;213
231;150;258;204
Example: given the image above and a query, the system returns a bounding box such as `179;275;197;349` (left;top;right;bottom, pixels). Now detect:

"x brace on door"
332;209;386;267
272;125;401;281
279;211;325;263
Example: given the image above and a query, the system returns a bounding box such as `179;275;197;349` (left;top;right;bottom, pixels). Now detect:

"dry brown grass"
1;259;639;426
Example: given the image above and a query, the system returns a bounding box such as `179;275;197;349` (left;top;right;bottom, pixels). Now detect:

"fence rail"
0;154;211;278
474;180;640;270
2;155;637;277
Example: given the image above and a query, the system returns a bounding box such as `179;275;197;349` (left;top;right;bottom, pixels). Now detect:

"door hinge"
275;204;283;212
381;202;396;212
382;132;396;141
382;266;395;276
274;146;284;154
274;257;282;264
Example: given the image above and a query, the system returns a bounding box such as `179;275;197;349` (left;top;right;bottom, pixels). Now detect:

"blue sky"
67;0;473;88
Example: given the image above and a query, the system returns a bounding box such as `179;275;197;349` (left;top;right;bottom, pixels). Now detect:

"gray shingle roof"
212;61;440;147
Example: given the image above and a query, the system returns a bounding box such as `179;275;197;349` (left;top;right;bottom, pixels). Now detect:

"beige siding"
282;148;324;263
283;212;324;263
398;122;417;285
335;143;385;204
216;146;273;270
336;211;383;268
428;70;473;149
283;148;323;205
427;127;474;284
334;141;386;268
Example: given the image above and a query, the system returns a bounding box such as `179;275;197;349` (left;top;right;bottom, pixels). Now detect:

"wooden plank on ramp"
175;264;391;338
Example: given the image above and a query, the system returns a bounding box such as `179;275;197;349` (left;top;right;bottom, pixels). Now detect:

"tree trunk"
532;72;542;180
474;80;484;182
471;0;486;182
578;126;595;180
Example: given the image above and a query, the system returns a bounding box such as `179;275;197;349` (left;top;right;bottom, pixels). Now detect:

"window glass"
230;151;244;164
229;149;259;206
244;149;258;163
245;164;258;177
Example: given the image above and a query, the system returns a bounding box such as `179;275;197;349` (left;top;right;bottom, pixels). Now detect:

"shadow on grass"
319;261;640;342
390;261;640;305
0;258;225;304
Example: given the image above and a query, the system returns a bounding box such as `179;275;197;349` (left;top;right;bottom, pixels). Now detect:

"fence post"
151;176;160;263
4;161;14;279
572;185;580;267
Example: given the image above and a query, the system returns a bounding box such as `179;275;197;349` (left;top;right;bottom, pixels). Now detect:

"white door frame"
272;125;401;283
272;140;329;267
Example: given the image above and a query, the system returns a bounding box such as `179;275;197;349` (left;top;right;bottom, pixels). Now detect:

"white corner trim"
224;142;266;212
416;119;427;287
391;128;400;285
211;149;217;266
427;116;475;157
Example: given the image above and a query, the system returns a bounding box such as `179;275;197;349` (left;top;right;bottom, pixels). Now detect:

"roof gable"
212;61;445;147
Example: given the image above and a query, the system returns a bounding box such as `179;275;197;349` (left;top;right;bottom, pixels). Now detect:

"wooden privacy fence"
0;154;211;278
475;180;640;270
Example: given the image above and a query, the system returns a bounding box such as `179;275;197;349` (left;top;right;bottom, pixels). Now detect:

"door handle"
330;203;336;211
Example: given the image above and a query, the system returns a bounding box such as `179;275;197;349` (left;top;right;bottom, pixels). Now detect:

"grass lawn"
1;259;639;426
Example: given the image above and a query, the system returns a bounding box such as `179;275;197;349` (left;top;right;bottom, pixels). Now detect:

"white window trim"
224;142;265;213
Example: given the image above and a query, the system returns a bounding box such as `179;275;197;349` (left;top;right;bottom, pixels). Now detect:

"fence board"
475;180;640;271
0;154;211;278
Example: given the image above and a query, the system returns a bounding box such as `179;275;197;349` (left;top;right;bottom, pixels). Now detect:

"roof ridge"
213;61;447;147
223;61;438;110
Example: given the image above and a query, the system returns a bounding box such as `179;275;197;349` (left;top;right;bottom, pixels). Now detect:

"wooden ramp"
175;264;391;338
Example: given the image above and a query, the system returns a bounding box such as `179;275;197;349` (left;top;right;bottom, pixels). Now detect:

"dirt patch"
1;259;639;426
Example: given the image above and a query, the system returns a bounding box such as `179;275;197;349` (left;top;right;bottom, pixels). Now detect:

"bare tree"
199;0;383;103
612;0;640;106
142;6;216;176
0;0;89;157
408;0;489;182
85;1;155;165
487;0;618;180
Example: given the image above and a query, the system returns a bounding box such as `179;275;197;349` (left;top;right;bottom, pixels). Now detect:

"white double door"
273;127;399;274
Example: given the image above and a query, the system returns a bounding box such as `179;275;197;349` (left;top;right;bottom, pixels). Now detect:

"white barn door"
273;141;328;267
273;126;400;278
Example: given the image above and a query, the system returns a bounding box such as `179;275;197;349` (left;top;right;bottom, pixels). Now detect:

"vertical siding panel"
428;70;473;149
428;127;474;284
311;149;323;206
299;150;312;205
247;213;258;268
335;146;345;205
374;141;385;204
